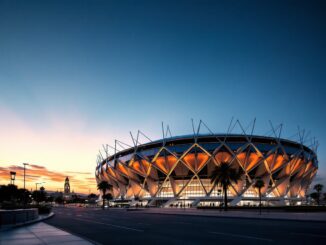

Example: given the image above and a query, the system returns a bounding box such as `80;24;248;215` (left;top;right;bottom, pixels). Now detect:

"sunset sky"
0;0;325;194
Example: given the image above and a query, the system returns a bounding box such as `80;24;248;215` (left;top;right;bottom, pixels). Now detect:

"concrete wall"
0;209;38;227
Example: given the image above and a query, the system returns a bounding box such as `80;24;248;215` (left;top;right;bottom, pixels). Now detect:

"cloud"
29;164;46;169
66;171;92;175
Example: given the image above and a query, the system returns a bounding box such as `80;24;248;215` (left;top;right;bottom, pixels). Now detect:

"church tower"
64;176;70;194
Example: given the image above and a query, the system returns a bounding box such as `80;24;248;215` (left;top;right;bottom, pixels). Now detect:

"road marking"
291;232;326;239
74;217;144;232
209;231;273;242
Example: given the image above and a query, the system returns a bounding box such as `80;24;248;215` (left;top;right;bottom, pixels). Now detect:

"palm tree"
210;162;243;211
97;181;113;210
254;178;265;215
313;184;323;205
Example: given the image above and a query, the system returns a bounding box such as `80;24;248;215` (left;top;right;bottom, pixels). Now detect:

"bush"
36;205;52;214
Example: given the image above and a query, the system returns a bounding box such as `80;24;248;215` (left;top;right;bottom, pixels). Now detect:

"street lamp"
35;182;45;191
10;171;16;185
23;163;29;207
23;163;29;190
35;182;45;204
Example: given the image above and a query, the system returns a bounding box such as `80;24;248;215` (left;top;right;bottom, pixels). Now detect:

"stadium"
95;127;318;207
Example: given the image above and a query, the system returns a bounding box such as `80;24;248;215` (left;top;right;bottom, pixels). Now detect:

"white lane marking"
209;231;273;242
74;217;144;232
291;232;326;239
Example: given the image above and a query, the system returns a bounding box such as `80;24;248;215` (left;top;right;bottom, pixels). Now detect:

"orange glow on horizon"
0;164;96;194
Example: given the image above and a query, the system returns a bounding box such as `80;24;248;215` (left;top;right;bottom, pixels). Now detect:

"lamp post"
23;163;29;207
10;171;16;185
35;182;45;191
23;163;29;190
35;182;45;204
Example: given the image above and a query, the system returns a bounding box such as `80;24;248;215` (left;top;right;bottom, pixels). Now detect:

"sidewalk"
137;208;326;222
0;222;95;245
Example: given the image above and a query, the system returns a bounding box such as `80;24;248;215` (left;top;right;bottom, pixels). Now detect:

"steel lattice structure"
95;121;318;206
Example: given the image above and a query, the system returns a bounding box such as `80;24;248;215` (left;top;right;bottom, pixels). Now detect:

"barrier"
0;209;38;227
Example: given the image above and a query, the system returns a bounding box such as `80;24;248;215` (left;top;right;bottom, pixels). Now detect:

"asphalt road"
45;207;326;245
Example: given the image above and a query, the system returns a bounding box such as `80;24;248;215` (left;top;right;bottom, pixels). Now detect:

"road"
45;207;326;245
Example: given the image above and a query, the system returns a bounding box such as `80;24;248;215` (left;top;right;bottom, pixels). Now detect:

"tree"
313;184;323;205
87;193;98;204
32;190;47;204
254;178;265;215
88;193;98;199
55;196;64;204
103;193;113;207
310;192;319;205
97;181;113;210
210;162;243;211
0;184;17;203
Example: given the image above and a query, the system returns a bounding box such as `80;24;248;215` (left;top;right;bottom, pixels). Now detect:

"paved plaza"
0;221;94;245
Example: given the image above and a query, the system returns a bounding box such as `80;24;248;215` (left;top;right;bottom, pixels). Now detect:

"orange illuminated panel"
183;153;196;171
295;167;305;179
140;159;150;173
131;161;146;175
101;166;110;180
236;152;246;167
154;156;168;174
108;167;117;178
285;161;292;175
272;154;285;172
214;152;232;164
304;161;313;174
117;162;129;176
246;153;261;172
276;182;288;197
265;154;275;169
166;155;178;171
291;158;303;174
197;153;209;171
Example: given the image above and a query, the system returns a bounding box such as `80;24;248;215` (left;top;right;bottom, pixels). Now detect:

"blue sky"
0;0;325;190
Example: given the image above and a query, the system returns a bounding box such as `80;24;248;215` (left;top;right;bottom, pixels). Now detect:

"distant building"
63;177;71;200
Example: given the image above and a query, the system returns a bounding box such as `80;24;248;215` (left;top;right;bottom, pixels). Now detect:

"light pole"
23;163;29;207
23;163;29;190
10;171;16;185
35;182;45;204
35;182;45;191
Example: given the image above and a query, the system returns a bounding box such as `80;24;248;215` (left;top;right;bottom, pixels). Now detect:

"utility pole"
23;163;29;208
23;163;29;190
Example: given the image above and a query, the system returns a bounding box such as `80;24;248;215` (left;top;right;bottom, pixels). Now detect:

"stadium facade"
95;133;318;207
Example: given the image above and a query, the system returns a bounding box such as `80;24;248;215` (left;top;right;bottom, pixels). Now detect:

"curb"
0;212;55;232
139;211;326;223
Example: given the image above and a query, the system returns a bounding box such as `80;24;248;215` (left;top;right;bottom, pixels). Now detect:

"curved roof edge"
103;133;316;163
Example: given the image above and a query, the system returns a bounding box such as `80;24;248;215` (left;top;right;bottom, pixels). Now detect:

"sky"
0;0;325;194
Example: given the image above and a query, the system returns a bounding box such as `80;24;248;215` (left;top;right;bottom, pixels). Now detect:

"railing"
0;209;38;227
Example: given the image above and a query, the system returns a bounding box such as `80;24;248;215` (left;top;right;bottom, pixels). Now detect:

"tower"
64;176;70;194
